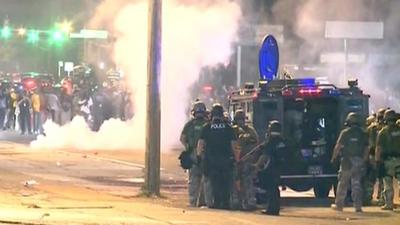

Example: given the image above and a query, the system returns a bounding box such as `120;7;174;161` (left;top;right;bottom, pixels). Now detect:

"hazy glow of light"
18;28;26;36
27;30;40;43
1;26;11;39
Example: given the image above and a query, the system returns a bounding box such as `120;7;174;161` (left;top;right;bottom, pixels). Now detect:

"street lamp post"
144;0;162;196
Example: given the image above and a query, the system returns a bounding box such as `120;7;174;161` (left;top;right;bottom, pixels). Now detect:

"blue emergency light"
298;78;315;86
258;35;279;81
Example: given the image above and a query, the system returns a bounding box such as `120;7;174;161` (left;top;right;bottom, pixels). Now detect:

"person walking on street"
179;100;209;207
17;91;32;135
59;91;73;126
31;89;43;134
197;103;238;209
6;88;18;130
0;89;8;130
45;90;60;124
375;109;400;210
255;120;286;216
331;112;369;212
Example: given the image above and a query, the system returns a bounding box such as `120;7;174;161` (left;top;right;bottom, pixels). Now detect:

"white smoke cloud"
31;0;241;150
262;0;400;111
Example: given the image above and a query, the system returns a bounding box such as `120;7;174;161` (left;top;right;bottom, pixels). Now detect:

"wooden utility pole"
144;0;162;196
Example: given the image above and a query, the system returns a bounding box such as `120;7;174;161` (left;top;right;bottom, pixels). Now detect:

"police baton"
237;142;265;164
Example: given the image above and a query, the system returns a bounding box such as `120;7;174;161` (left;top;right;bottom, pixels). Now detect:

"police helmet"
211;103;224;118
268;120;282;135
234;109;245;121
377;108;386;121
395;113;400;122
383;109;397;122
192;100;206;113
366;115;375;126
345;112;362;126
178;151;193;170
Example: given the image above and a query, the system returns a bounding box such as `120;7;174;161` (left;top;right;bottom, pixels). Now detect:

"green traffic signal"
52;30;64;41
27;30;40;43
48;28;68;45
1;26;12;39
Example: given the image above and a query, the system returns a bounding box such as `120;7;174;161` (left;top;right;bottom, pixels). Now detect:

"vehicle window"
346;99;363;110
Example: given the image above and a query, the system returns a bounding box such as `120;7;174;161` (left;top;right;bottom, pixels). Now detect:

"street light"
60;20;73;34
18;27;26;36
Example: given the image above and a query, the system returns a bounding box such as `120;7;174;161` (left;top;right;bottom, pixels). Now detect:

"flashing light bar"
282;88;324;97
298;78;316;86
299;88;322;95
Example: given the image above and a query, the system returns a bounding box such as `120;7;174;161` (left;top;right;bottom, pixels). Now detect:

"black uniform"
200;118;236;209
258;135;286;215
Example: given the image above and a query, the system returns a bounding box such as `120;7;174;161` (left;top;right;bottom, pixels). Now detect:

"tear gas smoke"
239;0;400;111
31;0;241;150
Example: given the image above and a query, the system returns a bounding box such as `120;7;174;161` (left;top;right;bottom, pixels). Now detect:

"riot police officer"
197;103;238;209
364;109;386;205
255;120;286;216
366;115;375;127
331;112;369;212
180;100;208;207
375;109;400;210
233;109;259;210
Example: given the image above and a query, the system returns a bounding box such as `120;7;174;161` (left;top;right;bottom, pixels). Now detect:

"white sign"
58;61;63;67
325;21;384;39
64;62;74;72
70;29;108;39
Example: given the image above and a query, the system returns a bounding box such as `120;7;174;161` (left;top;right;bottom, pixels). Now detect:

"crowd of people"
180;100;400;215
0;78;134;135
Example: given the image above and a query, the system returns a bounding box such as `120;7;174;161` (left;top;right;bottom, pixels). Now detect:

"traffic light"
52;30;65;41
1;26;12;39
48;21;71;45
27;30;40;43
48;28;67;45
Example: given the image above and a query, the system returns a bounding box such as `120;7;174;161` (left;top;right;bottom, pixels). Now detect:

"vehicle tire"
313;182;332;198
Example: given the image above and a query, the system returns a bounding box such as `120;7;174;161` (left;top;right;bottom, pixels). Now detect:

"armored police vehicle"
229;35;369;198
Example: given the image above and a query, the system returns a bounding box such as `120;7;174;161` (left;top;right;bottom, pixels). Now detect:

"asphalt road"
0;131;399;225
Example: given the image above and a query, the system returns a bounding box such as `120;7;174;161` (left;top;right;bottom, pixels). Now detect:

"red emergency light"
298;88;322;96
203;85;213;92
282;90;293;96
